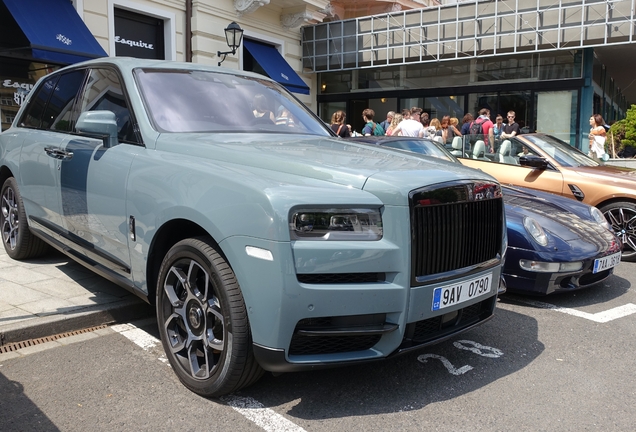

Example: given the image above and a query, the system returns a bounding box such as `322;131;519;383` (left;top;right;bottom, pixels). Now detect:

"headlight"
290;208;383;240
590;206;611;230
519;260;583;273
523;216;548;246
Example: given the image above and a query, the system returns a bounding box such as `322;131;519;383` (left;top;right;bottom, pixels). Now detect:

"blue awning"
2;0;107;64
243;40;310;95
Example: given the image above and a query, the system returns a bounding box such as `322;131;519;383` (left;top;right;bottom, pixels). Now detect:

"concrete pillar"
579;48;595;152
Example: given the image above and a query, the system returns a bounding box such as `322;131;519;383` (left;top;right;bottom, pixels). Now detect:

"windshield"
521;134;599;167
134;69;331;136
379;138;457;162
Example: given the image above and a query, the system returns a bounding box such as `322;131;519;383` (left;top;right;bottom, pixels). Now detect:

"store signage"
115;36;154;50
56;34;72;45
13;89;28;106
3;81;34;107
3;80;33;91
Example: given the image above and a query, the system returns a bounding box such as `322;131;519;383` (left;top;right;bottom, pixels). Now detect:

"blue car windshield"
380;138;457;162
134;69;331;136
521;134;599;167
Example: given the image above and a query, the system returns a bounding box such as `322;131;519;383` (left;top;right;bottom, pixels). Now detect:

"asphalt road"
1;261;635;432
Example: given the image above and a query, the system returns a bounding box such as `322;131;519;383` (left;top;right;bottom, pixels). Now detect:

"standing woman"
330;110;351;137
588;114;606;161
450;117;462;136
493;115;504;149
385;113;403;136
436;115;456;144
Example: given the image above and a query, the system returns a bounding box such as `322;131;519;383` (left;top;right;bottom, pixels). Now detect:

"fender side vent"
568;184;585;201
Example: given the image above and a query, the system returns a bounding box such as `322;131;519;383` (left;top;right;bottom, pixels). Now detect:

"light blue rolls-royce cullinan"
0;58;506;396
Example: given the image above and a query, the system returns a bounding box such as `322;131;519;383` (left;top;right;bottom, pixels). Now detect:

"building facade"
303;0;635;150
1;0;326;130
1;0;634;152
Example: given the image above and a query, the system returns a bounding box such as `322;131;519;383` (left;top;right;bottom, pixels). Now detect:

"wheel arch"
145;218;230;305
594;196;636;211
0;165;14;187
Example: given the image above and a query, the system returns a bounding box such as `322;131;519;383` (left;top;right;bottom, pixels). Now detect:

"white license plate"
593;252;621;273
432;273;493;311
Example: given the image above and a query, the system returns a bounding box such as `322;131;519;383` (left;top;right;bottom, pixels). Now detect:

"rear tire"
156;237;263;397
1;177;49;260
600;201;636;262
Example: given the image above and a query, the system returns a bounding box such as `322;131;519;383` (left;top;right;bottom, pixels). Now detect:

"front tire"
156;237;263;397
600;201;636;262
1;177;49;259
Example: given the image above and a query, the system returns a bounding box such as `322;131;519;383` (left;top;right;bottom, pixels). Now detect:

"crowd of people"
329;106;614;160
330;106;523;153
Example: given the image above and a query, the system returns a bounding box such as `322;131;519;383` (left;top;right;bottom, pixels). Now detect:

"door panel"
59;136;135;275
57;67;137;275
18;129;64;233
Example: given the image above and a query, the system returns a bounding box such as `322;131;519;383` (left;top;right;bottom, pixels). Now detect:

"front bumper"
503;246;620;295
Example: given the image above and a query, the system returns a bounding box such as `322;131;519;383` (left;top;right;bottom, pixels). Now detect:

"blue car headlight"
523;216;548;246
290;208;383;240
590;206;611;230
519;260;583;273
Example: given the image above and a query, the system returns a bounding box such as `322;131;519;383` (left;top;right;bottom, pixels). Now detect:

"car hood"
503;187;608;242
569;164;636;185
156;133;497;205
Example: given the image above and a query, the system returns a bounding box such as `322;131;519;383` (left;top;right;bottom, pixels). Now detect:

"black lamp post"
217;22;244;66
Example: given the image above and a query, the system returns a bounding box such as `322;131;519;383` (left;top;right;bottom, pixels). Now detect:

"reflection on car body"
0;58;506;397
349;136;622;295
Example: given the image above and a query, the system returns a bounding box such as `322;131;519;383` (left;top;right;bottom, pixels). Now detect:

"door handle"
44;147;73;160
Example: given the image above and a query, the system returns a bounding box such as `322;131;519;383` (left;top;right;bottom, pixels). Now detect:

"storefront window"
114;8;165;60
534;90;578;145
319;101;347;124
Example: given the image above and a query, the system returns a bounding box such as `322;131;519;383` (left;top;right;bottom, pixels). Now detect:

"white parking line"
221;396;308;432
112;322;306;432
514;299;636;323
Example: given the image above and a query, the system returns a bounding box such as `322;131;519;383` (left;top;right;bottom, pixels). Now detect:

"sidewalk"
0;246;153;345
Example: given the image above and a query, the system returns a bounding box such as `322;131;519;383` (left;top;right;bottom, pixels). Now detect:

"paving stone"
0;266;54;284
18;298;84;316
0;280;52;305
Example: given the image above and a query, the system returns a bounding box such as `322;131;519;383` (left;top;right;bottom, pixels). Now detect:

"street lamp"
217;21;244;66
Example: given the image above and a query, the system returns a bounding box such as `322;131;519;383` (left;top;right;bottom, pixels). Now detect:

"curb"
0;298;155;345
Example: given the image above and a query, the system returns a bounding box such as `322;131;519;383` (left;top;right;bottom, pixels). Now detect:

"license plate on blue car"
593;252;621;274
432;273;492;311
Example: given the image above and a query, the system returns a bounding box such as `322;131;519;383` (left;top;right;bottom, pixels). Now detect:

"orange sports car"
455;133;636;261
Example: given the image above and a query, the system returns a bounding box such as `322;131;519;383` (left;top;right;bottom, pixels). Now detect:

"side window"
45;70;86;132
78;68;138;143
511;138;533;158
19;76;59;129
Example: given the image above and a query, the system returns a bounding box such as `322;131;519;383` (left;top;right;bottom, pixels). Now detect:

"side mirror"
519;154;548;170
76;110;118;148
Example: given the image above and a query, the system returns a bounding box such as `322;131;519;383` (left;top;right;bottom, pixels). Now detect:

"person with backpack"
361;108;385;136
469;108;495;153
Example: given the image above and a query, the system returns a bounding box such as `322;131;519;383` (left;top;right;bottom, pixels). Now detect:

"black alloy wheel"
0;177;49;259
156;237;263;396
600;201;636;262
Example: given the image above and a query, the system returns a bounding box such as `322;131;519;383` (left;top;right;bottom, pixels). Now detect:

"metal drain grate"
0;325;108;354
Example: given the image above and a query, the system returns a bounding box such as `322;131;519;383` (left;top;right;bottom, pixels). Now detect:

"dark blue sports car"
349;136;622;295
